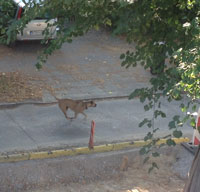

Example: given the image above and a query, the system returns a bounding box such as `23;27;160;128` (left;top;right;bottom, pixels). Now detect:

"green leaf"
152;162;159;169
168;121;176;129
190;118;196;127
139;147;146;155
148;162;159;173
173;115;180;122
173;130;183;138
105;19;112;26
35;63;42;70
147;122;152;128
166;139;176;146
144;132;153;141
153;128;159;133
120;53;125;59
154;110;166;118
139;118;150;127
144;104;150;111
180;103;186;112
192;105;197;111
152;152;160;157
140;96;146;103
163;134;171;139
129;89;140;99
160;112;166;118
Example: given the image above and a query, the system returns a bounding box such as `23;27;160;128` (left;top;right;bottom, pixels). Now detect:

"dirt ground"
0;71;54;103
31;153;186;192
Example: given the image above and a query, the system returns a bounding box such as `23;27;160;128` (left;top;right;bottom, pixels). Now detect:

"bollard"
88;120;95;150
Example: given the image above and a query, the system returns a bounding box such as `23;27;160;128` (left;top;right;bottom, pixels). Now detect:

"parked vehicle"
13;0;58;41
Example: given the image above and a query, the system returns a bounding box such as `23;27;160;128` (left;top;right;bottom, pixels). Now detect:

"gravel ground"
29;148;190;192
0;146;193;192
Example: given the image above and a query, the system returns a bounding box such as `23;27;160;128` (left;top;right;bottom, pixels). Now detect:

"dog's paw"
69;117;75;121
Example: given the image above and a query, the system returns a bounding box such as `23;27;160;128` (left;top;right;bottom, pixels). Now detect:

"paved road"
0;98;192;154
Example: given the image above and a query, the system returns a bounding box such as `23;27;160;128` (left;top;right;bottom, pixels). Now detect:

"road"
0;98;192;153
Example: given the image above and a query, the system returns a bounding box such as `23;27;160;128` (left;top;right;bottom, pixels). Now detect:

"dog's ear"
90;101;97;107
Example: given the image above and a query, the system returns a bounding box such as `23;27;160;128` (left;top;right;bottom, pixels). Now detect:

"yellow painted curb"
0;137;190;163
0;153;30;163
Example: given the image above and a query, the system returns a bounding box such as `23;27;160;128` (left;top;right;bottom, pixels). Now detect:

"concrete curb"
0;137;190;163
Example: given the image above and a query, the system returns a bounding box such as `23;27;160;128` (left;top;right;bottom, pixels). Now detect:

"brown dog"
56;98;97;120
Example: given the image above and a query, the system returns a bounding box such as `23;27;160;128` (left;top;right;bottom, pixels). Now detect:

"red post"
193;108;200;145
88;120;95;150
197;116;200;129
194;116;200;145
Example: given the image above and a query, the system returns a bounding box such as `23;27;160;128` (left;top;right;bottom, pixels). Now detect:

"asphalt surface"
0;98;192;154
0;29;193;154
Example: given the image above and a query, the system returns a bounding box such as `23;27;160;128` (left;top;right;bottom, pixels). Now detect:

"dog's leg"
64;107;71;119
63;110;70;120
59;104;70;120
69;112;78;120
74;112;78;119
81;112;87;120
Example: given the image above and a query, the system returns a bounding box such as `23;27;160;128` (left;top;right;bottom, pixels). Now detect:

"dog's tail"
51;92;60;101
53;96;60;101
50;92;60;101
46;89;60;101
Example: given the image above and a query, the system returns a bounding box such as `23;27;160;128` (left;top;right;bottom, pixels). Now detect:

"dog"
56;98;97;120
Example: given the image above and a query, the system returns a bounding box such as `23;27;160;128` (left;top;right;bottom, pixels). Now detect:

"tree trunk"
184;145;200;192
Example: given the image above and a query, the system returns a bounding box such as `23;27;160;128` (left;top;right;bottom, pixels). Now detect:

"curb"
0;137;190;163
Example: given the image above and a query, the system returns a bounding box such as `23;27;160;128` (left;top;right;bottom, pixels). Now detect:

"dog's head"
86;101;97;108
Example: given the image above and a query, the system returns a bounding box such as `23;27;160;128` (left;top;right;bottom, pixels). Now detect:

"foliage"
118;0;200;171
0;0;17;44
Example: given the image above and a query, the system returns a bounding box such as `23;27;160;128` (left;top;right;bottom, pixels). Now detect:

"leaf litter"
0;71;54;103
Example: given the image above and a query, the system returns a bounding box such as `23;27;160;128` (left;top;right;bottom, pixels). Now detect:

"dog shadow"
52;120;91;139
